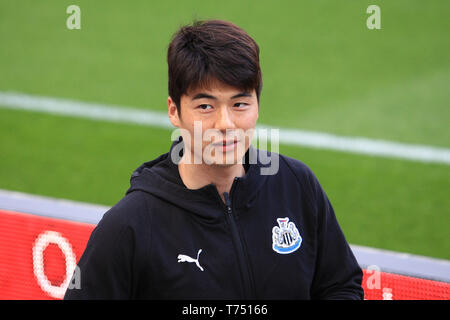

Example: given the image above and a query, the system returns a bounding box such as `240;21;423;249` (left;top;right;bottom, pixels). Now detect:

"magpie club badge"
272;217;302;254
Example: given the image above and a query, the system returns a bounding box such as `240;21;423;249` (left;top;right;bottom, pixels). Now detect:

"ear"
168;96;180;127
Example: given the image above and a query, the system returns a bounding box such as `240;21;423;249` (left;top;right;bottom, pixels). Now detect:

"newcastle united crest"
272;217;302;254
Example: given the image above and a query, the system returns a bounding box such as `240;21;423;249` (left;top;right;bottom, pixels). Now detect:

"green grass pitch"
0;0;449;259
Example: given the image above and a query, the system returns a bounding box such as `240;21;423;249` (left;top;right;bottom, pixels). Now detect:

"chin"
204;153;245;167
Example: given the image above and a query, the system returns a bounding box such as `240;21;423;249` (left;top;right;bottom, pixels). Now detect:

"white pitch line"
0;91;172;129
1;91;449;165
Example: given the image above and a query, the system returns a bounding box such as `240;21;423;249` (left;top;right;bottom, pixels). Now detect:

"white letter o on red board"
32;231;77;299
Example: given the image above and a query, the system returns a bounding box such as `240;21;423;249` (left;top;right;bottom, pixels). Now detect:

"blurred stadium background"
0;0;449;299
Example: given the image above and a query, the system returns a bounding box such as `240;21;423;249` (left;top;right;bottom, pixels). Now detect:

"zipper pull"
223;192;232;215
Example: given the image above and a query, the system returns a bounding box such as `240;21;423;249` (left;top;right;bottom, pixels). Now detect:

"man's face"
168;80;259;166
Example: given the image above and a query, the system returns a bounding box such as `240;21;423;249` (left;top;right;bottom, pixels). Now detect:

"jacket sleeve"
308;171;364;300
64;204;135;300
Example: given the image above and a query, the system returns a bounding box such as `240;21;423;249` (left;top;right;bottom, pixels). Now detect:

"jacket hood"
126;136;270;221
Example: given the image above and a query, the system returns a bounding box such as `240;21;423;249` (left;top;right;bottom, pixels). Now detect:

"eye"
198;104;213;110
234;102;248;108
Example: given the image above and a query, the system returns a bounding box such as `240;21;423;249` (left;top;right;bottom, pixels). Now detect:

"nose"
214;106;235;132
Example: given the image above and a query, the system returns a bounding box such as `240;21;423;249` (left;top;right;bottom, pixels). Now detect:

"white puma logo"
177;249;204;272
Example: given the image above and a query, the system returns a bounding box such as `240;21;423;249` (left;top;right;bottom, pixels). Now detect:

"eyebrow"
191;92;252;101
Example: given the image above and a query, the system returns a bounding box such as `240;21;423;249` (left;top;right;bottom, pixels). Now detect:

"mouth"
212;138;239;151
214;140;237;146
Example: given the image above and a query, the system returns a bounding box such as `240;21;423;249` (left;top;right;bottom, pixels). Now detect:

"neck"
178;157;245;203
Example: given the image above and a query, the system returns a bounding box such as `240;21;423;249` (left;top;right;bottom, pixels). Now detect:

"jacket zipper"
222;180;255;299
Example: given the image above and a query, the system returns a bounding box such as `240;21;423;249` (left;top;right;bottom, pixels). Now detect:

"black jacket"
64;138;364;299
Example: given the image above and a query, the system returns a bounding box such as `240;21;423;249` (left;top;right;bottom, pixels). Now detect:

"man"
64;19;364;299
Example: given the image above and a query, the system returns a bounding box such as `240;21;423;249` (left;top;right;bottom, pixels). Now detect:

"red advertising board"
362;269;450;300
0;209;449;300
